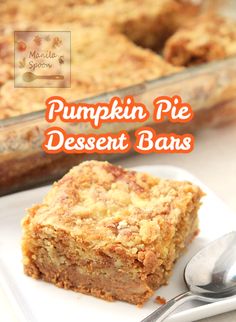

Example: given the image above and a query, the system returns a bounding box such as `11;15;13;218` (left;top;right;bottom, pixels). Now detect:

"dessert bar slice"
22;161;203;305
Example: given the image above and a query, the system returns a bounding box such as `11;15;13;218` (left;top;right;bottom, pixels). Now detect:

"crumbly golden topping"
0;0;199;119
0;0;195;30
23;161;203;254
164;15;236;66
0;24;178;119
0;25;178;119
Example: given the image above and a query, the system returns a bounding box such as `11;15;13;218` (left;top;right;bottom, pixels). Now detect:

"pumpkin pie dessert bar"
22;161;203;305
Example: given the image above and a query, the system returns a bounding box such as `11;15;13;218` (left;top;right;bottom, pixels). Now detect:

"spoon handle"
141;291;196;322
37;75;64;80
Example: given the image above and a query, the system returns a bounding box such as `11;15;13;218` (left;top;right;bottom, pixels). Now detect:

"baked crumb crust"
0;25;178;119
0;0;199;119
22;161;204;304
164;15;236;66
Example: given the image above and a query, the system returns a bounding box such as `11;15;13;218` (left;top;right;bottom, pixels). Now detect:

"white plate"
0;165;236;322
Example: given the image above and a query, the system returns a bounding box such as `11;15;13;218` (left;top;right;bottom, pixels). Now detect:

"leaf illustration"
44;35;51;41
18;57;26;68
58;55;64;64
52;37;62;48
33;35;42;46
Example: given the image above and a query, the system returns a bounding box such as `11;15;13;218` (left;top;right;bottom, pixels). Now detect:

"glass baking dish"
1;0;236;196
1;55;236;196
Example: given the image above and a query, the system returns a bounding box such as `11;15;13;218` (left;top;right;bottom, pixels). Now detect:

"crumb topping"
24;161;203;255
0;0;198;119
155;295;167;305
164;15;236;66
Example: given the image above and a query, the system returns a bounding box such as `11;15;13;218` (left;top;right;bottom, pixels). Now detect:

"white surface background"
0;123;236;322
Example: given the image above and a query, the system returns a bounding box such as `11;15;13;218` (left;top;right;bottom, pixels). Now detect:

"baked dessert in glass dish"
1;1;236;196
21;161;204;305
0;24;180;119
0;0;198;120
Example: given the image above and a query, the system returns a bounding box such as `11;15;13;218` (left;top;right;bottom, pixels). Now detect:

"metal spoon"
22;71;64;82
141;232;236;322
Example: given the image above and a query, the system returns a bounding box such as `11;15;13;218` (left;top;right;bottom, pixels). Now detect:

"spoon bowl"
185;232;236;299
141;232;236;322
22;71;37;82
